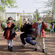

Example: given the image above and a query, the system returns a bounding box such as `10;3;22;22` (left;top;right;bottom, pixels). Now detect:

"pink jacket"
41;22;47;38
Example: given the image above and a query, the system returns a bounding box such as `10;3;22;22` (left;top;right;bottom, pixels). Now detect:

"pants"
26;37;36;45
20;33;27;45
20;33;36;45
35;36;45;49
7;40;13;47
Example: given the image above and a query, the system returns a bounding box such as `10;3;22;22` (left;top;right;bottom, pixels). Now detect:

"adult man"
20;18;36;47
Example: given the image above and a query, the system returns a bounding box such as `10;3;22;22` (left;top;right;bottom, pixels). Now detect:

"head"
7;17;13;22
37;18;43;23
24;18;29;24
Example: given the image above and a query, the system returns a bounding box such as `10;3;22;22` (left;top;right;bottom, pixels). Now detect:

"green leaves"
33;9;39;21
0;0;16;11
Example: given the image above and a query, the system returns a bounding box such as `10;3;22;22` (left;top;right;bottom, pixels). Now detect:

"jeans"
20;33;36;45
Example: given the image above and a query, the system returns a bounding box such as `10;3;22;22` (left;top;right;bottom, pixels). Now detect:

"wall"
5;12;17;21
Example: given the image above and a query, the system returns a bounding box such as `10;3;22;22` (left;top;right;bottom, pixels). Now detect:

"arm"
42;22;47;29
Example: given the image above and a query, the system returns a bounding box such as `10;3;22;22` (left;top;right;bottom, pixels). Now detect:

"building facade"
5;12;33;21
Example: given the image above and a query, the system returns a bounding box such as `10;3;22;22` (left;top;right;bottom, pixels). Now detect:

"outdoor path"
0;32;55;55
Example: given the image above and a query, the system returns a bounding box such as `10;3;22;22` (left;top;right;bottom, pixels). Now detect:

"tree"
0;0;16;11
33;9;39;22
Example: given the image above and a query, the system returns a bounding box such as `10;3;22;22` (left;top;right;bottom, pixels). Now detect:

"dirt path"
0;32;55;55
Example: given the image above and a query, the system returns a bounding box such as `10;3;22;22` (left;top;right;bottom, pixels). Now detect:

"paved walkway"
0;32;55;55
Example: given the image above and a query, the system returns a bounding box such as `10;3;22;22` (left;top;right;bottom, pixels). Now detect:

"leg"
34;36;40;51
20;33;26;45
42;38;46;53
26;37;36;45
7;40;13;51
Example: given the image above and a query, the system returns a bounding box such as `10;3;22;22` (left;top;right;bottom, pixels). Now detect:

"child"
33;18;47;53
3;17;16;51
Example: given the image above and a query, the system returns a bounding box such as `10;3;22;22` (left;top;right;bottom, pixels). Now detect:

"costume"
32;22;37;38
3;20;16;51
33;21;47;53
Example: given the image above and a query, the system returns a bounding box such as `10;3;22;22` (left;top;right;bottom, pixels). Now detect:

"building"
5;12;33;21
0;11;5;20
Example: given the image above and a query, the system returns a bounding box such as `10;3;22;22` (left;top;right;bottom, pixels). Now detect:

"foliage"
45;28;50;32
33;9;39;22
41;0;53;15
45;0;53;8
0;0;16;11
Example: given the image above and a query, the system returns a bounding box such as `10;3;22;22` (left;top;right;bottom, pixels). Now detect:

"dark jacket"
4;22;16;40
21;23;33;35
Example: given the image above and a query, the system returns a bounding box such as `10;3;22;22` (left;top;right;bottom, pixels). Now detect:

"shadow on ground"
0;45;42;53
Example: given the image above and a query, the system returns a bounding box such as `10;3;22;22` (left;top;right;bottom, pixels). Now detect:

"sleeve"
32;24;35;28
43;22;47;29
11;23;15;29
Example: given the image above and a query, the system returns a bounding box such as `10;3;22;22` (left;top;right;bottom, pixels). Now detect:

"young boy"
3;17;16;51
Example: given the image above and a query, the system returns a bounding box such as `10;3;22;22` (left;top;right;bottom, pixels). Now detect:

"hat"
8;17;13;20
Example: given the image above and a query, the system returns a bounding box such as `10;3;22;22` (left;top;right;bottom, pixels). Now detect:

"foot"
8;46;10;50
9;47;13;52
42;49;46;53
34;48;37;51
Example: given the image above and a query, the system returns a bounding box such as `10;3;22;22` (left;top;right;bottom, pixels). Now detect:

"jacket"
4;22;16;40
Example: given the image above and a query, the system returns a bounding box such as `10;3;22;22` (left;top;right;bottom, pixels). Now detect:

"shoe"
8;46;10;50
9;47;13;51
42;49;46;53
34;48;37;51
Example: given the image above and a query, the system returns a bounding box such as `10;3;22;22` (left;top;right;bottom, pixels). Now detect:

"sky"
6;0;48;16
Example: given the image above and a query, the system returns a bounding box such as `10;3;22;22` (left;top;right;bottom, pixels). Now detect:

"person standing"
33;18;47;53
3;17;16;51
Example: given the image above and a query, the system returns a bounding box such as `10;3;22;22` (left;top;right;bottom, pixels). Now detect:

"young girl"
33;18;47;53
3;17;16;51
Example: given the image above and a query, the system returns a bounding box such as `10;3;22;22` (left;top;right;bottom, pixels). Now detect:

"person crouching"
20;19;36;47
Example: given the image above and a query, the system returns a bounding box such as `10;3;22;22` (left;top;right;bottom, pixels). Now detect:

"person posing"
3;17;16;51
33;18;47;53
20;19;36;47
